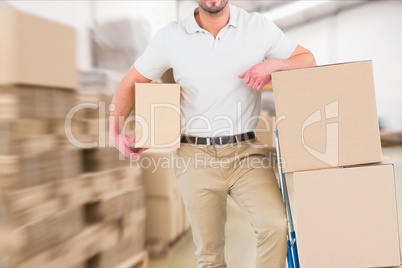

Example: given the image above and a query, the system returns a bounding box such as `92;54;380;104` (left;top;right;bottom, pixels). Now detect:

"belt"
180;131;256;146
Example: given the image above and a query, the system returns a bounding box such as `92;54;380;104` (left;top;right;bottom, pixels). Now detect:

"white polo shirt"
135;4;296;137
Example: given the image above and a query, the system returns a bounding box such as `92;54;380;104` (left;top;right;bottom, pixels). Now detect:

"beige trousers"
176;139;287;268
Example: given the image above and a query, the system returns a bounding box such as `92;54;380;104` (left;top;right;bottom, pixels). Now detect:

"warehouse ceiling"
231;0;288;12
262;0;370;30
179;0;371;30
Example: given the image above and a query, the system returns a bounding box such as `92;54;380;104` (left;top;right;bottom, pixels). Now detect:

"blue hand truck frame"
274;129;300;268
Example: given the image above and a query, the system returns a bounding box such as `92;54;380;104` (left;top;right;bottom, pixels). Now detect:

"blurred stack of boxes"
133;76;190;256
141;149;190;256
91;17;191;259
73;70;145;267
75;70;134;173
272;61;401;267
0;6;146;268
381;130;402;146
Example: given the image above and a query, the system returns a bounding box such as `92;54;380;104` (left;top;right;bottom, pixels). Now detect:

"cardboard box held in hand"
135;83;181;149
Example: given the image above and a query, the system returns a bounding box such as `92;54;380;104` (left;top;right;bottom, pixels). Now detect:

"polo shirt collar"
185;4;239;34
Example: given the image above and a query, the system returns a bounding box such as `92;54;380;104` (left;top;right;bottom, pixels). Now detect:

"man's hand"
109;65;151;161
238;45;316;91
110;133;148;161
238;60;275;91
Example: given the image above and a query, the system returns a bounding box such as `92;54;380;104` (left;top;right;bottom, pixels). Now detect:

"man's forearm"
109;66;152;140
268;51;316;73
108;66;151;159
109;79;135;139
238;45;316;91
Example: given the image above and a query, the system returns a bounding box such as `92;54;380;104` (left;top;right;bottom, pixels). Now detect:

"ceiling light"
264;0;332;21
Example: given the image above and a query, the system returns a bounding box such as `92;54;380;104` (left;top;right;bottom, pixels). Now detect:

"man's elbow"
291;45;317;67
298;51;317;68
306;52;317;67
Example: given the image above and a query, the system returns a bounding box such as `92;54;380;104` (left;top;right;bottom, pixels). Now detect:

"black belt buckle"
244;132;251;141
210;136;224;146
205;137;212;146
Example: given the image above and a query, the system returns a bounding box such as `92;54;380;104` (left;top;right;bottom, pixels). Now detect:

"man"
110;0;316;267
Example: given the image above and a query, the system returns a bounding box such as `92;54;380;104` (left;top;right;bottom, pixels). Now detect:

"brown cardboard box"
73;92;112;120
98;208;146;268
0;119;49;138
254;110;276;148
0;6;77;89
272;61;382;173
57;175;93;208
0;150;64;191
141;149;179;198
135;83;181;149
33;223;119;268
0;134;58;156
83;147;127;172
0;86;75;120
146;190;181;241
0;86;39;119
1;207;84;266
0;182;56;223
293;163;401;268
86;188;144;224
21;207;83;259
49;89;76;119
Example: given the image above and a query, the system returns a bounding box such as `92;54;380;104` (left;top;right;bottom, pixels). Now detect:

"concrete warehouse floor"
149;146;402;268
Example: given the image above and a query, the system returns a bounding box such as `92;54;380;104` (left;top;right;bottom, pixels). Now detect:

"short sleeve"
263;18;297;60
134;27;170;80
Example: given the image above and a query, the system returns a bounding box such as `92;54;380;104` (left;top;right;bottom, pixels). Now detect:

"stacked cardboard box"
74;70;146;267
0;86;75;120
291;161;400;268
19;167;146;268
0;6;85;265
272;61;401;267
381;130;402;146
135;79;191;256
57;71;114;150
1;131;145;268
0;6;77;89
141;149;190;256
0;6;147;268
67;70;135;150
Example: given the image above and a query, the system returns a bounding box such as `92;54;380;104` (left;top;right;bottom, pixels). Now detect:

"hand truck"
274;129;300;268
